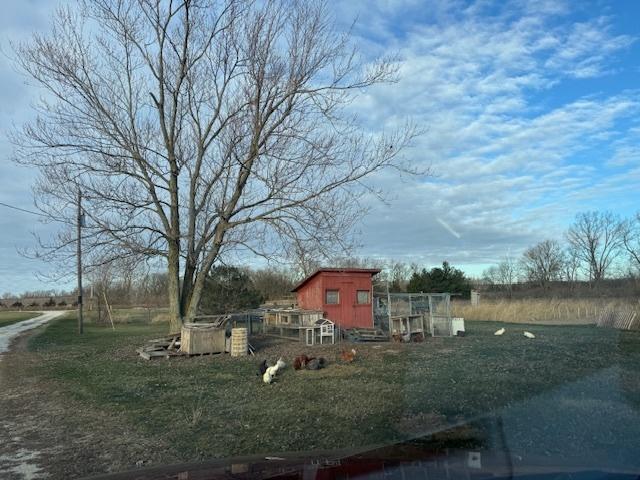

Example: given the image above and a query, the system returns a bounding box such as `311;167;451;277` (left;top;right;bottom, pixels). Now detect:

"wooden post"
103;291;115;330
77;189;84;334
386;281;391;329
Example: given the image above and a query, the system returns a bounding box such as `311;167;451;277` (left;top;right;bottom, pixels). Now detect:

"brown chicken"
340;348;357;363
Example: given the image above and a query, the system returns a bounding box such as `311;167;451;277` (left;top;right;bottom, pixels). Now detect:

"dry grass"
82;307;169;325
453;298;640;325
151;312;171;324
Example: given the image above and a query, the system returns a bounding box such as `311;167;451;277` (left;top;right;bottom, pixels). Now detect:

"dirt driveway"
0;311;67;356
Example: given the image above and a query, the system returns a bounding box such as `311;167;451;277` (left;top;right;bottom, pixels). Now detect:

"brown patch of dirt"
0;328;177;479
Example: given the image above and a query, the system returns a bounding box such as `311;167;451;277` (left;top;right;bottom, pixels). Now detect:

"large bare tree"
520;239;564;288
13;0;418;331
566;211;623;283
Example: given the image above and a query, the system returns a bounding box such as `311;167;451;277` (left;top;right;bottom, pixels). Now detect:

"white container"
451;317;465;335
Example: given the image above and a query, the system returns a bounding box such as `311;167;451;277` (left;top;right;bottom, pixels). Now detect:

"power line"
0;201;47;218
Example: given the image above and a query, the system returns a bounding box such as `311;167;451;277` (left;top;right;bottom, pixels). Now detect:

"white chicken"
262;368;275;384
263;357;286;384
523;331;535;339
494;328;505;336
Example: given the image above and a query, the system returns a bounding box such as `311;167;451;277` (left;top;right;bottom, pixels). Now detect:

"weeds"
453;298;640;324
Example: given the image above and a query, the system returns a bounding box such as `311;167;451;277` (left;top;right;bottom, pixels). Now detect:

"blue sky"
1;0;639;294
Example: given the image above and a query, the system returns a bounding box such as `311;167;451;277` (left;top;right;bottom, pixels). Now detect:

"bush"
29;301;40;307
407;261;472;298
11;301;23;308
201;266;263;314
43;297;56;307
58;300;67;306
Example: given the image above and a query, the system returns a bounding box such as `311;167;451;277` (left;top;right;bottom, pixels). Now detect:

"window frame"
325;289;340;305
356;290;371;305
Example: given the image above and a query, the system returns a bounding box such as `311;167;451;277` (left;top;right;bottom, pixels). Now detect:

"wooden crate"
180;323;226;355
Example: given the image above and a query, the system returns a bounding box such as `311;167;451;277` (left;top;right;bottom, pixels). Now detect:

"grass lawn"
0;310;41;328
2;315;640;477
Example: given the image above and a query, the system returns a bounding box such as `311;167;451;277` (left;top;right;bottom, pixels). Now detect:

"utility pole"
77;189;84;334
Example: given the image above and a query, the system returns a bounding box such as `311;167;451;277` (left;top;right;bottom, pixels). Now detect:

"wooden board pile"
596;308;639;330
136;333;183;360
345;327;389;342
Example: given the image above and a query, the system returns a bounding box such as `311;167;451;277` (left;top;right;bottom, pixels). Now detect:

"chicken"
306;357;326;370
257;359;268;377
341;348;357;363
293;355;315;370
263;368;276;384
494;328;505;336
523;331;535;339
263;357;286;384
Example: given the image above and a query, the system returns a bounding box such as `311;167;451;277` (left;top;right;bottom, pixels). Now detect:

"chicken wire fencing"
428;294;453;337
373;290;454;337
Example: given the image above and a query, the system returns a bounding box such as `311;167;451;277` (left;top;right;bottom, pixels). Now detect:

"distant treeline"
479;210;640;298
4;210;639;309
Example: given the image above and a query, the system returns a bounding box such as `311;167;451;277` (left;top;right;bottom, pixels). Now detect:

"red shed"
292;268;380;329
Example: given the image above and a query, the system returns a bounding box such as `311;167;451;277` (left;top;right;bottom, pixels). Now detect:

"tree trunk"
185;272;207;321
167;239;182;334
185;234;225;320
180;261;196;321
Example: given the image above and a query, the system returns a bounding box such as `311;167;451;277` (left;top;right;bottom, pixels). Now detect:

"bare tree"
483;255;519;297
13;0;418;332
562;245;581;284
621;212;640;272
566;211;623;283
520;239;564;288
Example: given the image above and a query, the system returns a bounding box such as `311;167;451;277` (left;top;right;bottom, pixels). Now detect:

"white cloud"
337;0;640;268
1;0;639;291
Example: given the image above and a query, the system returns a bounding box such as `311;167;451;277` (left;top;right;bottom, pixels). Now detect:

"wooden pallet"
346;328;389;342
137;333;182;360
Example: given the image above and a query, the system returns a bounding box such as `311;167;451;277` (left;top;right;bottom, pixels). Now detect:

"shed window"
357;290;370;304
325;289;339;305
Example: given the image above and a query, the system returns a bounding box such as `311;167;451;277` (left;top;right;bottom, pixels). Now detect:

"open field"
0;311;41;328
453;298;640;325
79;306;170;325
1;314;640;478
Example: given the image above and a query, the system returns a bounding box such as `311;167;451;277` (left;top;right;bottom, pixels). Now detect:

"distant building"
292;268;380;329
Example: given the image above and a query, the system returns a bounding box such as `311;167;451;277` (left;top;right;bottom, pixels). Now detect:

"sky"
1;0;639;294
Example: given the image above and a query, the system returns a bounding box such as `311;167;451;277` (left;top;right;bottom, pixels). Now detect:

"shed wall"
296;271;374;329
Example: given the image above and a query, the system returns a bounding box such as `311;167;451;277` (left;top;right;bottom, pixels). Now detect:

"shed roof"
291;268;381;292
